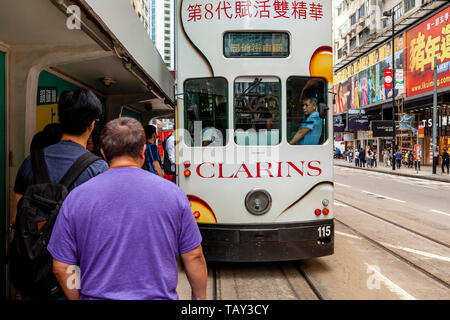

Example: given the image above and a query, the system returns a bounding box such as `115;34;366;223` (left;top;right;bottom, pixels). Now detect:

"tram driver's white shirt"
166;134;176;173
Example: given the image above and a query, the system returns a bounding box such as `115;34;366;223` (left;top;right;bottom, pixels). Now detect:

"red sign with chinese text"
406;6;450;97
186;0;325;22
384;69;393;89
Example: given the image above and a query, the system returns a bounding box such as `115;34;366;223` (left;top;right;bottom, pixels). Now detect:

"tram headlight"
245;189;272;216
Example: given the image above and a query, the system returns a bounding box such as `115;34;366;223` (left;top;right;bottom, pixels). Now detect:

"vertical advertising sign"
406;6;450;97
384;69;393;89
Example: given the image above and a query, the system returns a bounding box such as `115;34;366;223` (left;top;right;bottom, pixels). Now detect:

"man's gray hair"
100;117;145;163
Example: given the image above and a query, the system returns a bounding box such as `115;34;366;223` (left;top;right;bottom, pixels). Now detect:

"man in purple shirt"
48;117;207;300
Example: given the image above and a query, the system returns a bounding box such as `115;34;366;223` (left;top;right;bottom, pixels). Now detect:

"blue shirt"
296;112;323;145
145;143;161;174
47;167;202;300
14;141;108;194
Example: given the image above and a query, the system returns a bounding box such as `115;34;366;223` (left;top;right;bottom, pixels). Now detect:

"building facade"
333;0;450;165
131;0;175;70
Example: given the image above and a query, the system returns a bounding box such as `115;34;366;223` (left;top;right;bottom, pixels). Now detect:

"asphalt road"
176;166;450;300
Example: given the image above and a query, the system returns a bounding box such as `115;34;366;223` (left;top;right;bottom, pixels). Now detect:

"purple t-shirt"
47;167;202;300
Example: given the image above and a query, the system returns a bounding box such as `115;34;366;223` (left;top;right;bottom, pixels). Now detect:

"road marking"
361;190;406;203
364;263;416;300
335;231;362;240
335;182;351;188
382;243;450;262
334;200;348;207
336;231;450;262
430;209;450;218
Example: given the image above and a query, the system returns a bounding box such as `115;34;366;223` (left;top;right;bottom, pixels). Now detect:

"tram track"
335;198;450;249
334;198;450;289
207;261;323;300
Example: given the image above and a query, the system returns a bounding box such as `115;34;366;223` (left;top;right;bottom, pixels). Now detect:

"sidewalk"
334;159;450;183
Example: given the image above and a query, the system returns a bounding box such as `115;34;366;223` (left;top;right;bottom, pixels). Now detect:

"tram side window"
287;77;328;145
184;77;228;147
234;77;281;146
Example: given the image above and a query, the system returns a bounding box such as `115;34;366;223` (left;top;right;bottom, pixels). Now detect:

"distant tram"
175;0;334;261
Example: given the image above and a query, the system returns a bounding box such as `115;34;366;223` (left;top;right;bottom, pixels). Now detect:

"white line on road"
380;242;450;263
430;209;450;218
334;200;348;207
335;182;351;188
364;263;416;300
335;231;362;240
335;230;450;262
361;190;406;203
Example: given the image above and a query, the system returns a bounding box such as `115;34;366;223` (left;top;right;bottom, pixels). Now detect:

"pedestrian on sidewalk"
359;148;366;168
355;149;360;167
442;148;449;174
373;150;377;168
408;150;414;168
395;149;402;169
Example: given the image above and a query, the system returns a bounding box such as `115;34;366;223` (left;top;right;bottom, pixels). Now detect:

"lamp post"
382;9;396;171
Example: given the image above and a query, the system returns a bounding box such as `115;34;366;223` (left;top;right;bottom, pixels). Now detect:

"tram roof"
0;0;174;108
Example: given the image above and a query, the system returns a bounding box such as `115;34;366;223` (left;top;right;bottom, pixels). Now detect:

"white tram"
175;0;334;261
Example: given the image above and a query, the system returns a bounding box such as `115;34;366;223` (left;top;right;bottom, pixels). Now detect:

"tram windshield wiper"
239;77;262;97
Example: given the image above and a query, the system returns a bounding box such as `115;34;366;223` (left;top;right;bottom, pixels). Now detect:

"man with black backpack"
9;89;108;300
163;133;176;182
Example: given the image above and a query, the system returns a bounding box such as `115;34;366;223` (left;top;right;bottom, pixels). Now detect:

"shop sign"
371;120;395;137
348;109;369;131
406;6;450;97
333;114;346;132
418;124;425;138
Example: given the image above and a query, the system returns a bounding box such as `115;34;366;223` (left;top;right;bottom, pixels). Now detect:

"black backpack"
8;149;100;297
162;135;174;175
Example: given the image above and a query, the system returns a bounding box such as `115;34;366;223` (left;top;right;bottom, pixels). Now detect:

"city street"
177;166;450;300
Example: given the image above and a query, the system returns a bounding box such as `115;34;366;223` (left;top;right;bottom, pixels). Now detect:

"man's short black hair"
58;89;102;136
144;124;157;140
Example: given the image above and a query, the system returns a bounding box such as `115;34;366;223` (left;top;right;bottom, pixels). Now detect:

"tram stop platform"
334;159;450;183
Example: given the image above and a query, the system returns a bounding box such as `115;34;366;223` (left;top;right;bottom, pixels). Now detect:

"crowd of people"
9;89;206;300
342;146;449;174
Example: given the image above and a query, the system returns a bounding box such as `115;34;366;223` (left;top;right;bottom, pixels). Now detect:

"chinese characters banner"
406;6;450;97
186;0;325;22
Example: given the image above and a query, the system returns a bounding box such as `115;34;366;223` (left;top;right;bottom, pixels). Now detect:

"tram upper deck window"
234;77;281;146
224;32;289;58
287;77;328;145
184;77;228;147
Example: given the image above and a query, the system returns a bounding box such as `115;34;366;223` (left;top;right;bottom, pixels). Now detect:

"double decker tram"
176;0;334;261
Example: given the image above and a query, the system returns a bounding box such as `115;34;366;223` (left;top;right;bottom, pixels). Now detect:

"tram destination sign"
224;32;289;57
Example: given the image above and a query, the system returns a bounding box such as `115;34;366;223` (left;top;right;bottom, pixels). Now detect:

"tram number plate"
318;225;332;238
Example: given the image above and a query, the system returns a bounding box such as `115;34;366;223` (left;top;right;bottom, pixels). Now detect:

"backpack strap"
31;148;51;184
59;152;101;189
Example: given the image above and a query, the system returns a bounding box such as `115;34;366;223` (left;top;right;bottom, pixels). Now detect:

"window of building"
234;77;281;146
404;0;415;13
184;77;228;147
350;13;356;25
350;37;356;51
359;28;370;45
338;45;348;59
287;77;328;146
358;5;365;19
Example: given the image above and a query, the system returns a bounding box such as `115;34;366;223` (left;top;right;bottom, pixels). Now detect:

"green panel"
0;51;6;300
120;107;142;122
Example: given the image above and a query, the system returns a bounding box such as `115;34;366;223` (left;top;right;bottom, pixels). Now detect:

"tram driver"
289;94;323;145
